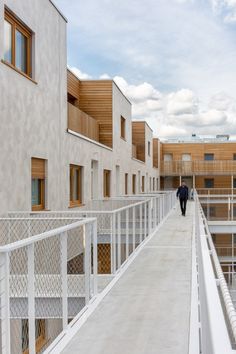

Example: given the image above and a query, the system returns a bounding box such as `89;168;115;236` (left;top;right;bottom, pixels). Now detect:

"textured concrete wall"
0;0;67;213
0;0;159;215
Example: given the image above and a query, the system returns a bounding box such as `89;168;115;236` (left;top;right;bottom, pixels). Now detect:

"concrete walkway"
62;202;194;354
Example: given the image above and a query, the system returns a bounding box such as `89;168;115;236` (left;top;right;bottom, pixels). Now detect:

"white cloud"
211;0;236;22
69;66;236;139
69;66;92;80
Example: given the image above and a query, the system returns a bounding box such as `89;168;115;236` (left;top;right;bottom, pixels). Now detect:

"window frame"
204;153;214;161
70;164;82;207
3;7;32;78
120;116;126;140
204;178;214;188
148;141;151;156
31;158;46;212
103;169;111;198
22;319;47;354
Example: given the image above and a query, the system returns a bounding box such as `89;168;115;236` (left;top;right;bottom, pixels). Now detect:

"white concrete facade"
0;0;159;215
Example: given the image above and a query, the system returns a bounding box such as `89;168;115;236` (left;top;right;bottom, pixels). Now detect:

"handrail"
201;207;236;342
195;192;236;350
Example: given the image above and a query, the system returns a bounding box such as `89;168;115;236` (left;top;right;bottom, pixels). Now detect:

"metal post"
28;244;36;354
92;220;98;296
148;200;151;235
117;212;121;268
84;224;90;305
144;201;147;237
111;213;116;274
0;252;10;354
132;207;135;252
126;209;129;260
139;204;142;244
61;232;68;330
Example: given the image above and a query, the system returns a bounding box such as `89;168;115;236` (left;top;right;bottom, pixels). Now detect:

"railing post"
84;224;90;305
92;220;98;296
144;202;147;237
111;213;116;274
117;212;121;269
139;204;142;244
126;209;129;260
132;207;135;252
0;252;10;354
61;232;68;330
28;243;36;354
148;200;151;235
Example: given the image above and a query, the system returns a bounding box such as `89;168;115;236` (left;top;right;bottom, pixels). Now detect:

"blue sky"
55;0;236;138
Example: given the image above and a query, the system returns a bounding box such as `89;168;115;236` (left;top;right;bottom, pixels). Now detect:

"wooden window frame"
142;176;145;193
204;153;214;161
103;169;111;198
22;319;47;354
31;158;46;212
132;174;136;194
70;164;82;207
120;116;126;140
3;7;32;78
204;178;214;188
148;141;151;156
125;173;128;195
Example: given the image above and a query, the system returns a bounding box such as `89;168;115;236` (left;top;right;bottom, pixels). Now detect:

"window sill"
1;59;37;84
69;203;84;208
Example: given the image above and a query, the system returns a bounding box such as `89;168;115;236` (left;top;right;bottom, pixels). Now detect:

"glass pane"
15;30;27;73
32;179;41;206
204;154;214;161
4;20;12;63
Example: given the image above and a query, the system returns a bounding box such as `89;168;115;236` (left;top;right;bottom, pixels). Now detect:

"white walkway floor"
62;202;193;354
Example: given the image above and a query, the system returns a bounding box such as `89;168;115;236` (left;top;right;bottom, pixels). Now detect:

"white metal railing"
195;193;236;353
8;192;177;276
0;217;97;354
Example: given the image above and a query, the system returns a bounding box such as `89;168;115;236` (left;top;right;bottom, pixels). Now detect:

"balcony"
68;103;113;148
161;160;236;176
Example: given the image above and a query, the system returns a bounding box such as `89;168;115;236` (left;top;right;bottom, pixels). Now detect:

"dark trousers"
179;198;187;215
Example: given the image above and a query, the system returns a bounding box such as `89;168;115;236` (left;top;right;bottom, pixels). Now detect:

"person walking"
176;181;189;216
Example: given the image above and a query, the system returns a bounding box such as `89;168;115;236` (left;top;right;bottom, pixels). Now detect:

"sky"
55;0;236;139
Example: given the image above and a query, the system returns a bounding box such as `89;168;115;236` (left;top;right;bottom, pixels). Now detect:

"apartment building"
0;0;159;217
159;135;236;190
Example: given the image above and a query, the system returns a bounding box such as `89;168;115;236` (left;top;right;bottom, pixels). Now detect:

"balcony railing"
161;160;236;176
68;102;99;142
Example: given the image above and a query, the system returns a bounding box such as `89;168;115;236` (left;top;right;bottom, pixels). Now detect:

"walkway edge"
44;206;176;354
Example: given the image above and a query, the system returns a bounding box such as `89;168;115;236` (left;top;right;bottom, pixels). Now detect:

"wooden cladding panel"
79;81;113;147
67;70;80;100
31;158;45;179
153;138;159;168
68;103;99;142
132;122;145;162
161;142;236;161
195;176;231;189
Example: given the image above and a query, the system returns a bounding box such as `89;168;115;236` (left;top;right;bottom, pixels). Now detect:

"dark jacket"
176;186;188;200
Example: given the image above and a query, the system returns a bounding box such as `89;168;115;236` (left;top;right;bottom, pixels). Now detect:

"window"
31;158;45;211
70;164;82;206
142;176;145;192
156;178;159;191
120;116;126;139
148;141;151;156
164;154;173;161
103;169;111;197
234;178;236;188
204;178;214;188
182;154;191;161
204;153;214;161
125;173;128;195
234;154;236;160
132;174;136;194
22;319;46;354
4;8;32;77
153;177;155;191
149;177;152;191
